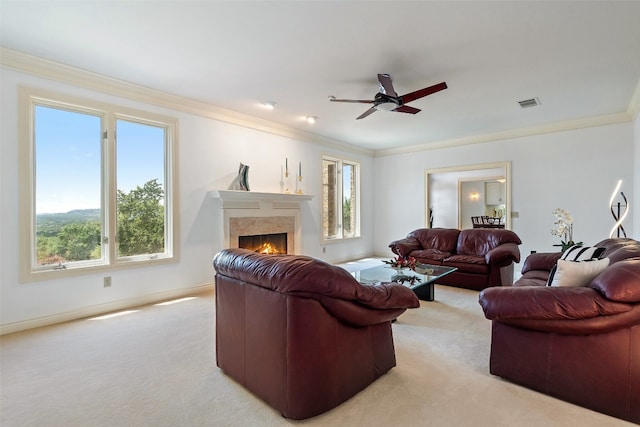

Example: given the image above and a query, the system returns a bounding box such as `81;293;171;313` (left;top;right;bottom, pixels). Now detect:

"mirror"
425;162;511;230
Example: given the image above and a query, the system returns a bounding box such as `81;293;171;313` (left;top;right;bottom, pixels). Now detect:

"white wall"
0;67;374;331
373;123;635;260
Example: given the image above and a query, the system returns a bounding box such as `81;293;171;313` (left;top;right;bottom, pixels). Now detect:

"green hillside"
37;209;101;236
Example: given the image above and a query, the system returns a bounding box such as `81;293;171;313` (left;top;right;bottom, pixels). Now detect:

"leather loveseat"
478;238;640;423
212;248;420;420
389;228;522;291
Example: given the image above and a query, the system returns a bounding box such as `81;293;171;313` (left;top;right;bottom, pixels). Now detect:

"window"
20;88;178;281
322;156;360;241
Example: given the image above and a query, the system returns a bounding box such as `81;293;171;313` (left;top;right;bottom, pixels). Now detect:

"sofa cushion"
443;255;489;274
409;248;451;262
548;258;610;287
604;244;640;264
589;258;640;302
520;252;563;275
593;238;640;264
408;228;459;253
456;229;522;256
513;275;548;287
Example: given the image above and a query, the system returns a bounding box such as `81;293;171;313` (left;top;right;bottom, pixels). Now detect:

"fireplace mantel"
210;190;314;254
209;190;314;209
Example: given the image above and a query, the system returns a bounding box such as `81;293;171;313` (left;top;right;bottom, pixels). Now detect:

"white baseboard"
0;283;215;336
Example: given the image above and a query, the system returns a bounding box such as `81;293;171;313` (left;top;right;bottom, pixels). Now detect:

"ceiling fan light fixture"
329;74;448;120
376;102;396;112
305;116;317;124
262;101;277;110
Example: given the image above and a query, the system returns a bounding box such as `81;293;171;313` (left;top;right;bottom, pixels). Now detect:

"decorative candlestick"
279;165;285;193
286;176;291;194
284;158;290;193
284;171;290;194
296;174;303;194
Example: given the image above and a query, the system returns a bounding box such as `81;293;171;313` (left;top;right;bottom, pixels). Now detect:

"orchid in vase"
551;208;582;251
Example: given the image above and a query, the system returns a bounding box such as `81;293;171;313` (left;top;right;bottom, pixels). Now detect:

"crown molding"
0;48;373;156
374;112;632;158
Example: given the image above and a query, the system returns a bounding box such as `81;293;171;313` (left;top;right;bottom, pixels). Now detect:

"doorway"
425;162;511;230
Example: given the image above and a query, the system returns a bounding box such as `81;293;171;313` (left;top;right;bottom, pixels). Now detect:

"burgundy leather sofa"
479;238;640;423
212;248;420;420
389;228;522;291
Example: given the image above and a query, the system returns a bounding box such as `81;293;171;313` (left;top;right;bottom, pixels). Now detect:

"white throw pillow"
549;258;610;287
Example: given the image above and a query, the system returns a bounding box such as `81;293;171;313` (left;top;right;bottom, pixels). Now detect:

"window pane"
322;158;339;239
342;163;356;237
34;105;103;266
116;119;166;258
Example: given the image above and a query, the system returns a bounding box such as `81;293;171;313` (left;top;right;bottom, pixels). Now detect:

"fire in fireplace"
238;233;288;254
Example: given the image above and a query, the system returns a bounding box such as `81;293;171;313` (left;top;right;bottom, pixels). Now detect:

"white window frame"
18;87;179;282
321;155;360;243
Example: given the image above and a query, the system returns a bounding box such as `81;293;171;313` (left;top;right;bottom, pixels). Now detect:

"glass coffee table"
351;263;457;301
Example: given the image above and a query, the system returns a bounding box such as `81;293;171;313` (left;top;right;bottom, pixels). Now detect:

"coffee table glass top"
351;263;457;301
352;263;457;289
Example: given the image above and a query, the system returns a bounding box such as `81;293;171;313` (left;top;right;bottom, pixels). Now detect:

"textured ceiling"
2;1;640;152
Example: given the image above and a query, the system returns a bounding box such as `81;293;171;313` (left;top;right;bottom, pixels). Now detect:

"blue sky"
35;105;165;214
343;163;352;200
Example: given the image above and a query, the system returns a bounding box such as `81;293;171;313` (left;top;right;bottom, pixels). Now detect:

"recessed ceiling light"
262;101;277;110
306;116;317;124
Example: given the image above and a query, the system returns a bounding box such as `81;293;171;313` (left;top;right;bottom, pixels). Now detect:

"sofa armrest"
317;296;408;327
520;252;562;274
479;286;631;321
484;243;521;266
589;258;640;302
389;237;422;257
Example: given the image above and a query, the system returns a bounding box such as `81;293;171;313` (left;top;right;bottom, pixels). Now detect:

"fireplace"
229;216;295;253
239;232;288;254
211;190;314;255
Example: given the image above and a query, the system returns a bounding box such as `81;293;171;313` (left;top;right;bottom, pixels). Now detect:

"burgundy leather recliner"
479;238;640;423
213;248;420;420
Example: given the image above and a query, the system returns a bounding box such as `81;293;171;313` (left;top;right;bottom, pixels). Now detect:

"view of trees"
343;197;352;234
37;210;101;265
36;179;165;265
116;179;165;256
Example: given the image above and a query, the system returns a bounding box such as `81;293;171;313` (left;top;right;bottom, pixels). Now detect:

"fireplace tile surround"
210;190;314;255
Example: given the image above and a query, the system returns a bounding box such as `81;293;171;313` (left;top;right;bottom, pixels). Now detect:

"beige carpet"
0;269;633;426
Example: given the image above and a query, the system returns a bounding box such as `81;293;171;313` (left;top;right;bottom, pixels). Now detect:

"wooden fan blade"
377;74;398;97
356;106;377;120
329;97;375;104
393;105;421;114
400;82;447;104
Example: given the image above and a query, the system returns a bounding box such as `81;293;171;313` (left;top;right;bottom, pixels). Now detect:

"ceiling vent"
518;97;541;108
